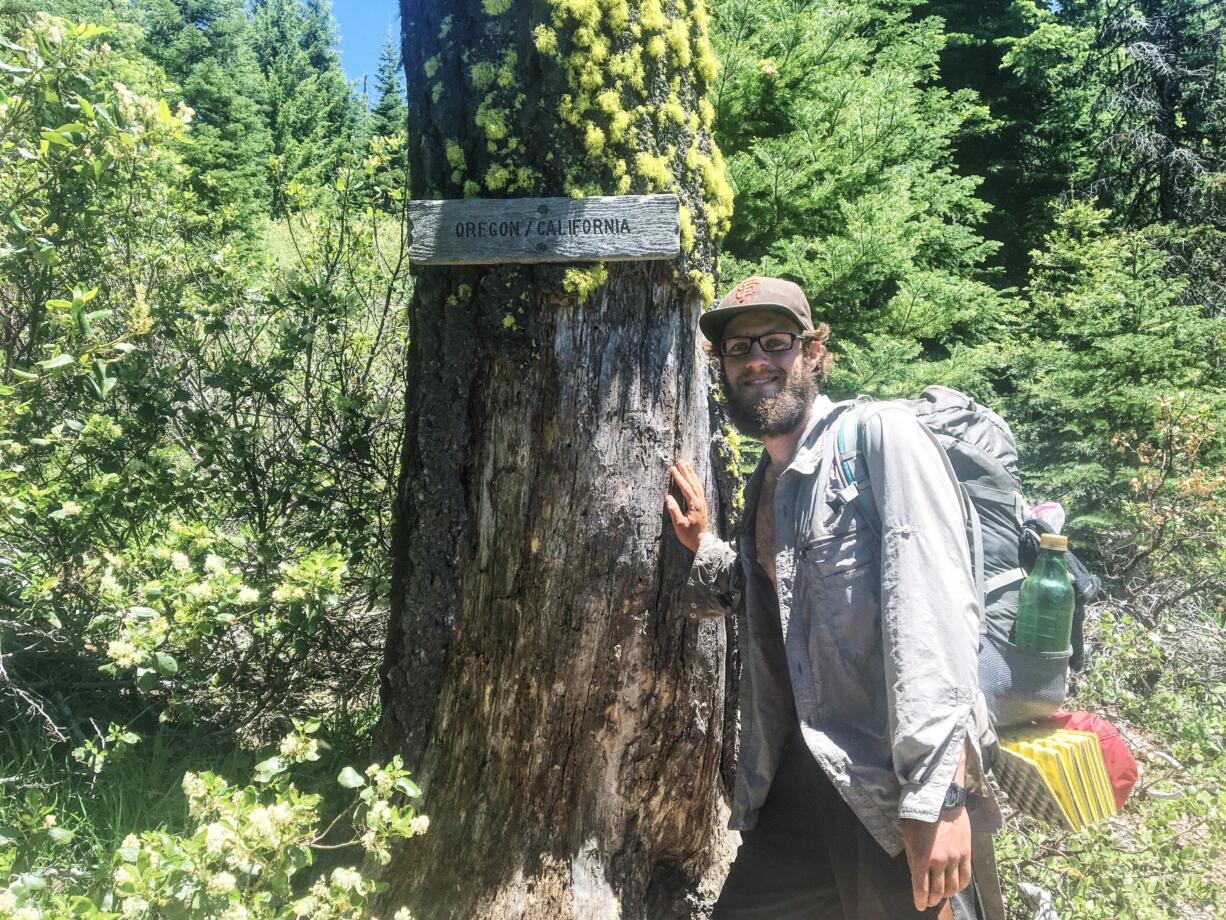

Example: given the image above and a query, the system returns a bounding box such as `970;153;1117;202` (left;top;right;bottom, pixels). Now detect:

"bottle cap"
1039;533;1068;552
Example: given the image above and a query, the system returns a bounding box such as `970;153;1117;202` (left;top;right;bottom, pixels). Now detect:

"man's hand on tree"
665;460;708;553
900;806;973;912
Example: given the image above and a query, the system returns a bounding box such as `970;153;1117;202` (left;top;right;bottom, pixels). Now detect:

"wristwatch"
943;782;968;809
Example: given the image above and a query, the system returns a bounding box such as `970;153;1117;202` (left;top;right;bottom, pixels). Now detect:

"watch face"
944;784;967;808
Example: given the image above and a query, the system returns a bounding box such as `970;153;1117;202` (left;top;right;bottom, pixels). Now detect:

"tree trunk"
378;2;737;917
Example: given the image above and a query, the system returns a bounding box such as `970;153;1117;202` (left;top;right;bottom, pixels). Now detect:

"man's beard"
720;357;818;439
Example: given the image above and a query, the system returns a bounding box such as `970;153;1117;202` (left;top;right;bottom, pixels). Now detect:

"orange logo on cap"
733;278;761;302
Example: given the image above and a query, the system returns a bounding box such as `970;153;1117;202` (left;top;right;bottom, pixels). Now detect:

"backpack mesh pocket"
979;634;1070;729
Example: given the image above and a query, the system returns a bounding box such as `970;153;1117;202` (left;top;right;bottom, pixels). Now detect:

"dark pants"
713;728;980;920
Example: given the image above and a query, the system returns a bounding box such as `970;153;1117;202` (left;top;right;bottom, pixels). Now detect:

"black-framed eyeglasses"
719;332;803;357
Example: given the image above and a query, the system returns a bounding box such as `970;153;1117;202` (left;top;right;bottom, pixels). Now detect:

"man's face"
718;311;821;439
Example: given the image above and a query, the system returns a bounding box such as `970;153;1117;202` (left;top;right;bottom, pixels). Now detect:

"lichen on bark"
422;0;731;302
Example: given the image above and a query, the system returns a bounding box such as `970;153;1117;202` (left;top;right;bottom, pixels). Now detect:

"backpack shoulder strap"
835;399;987;630
834;401;881;539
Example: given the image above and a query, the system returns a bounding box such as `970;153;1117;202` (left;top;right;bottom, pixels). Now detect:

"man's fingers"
668;467;695;511
944;862;961;905
672;462;702;505
910;858;929;913
664;494;684;527
958;853;972;893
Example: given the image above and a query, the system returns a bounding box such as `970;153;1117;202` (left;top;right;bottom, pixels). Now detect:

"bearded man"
666;277;1002;920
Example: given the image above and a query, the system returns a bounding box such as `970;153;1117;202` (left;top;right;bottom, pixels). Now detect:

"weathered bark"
378;2;737;917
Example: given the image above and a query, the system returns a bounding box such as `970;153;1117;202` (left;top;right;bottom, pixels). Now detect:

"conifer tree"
708;0;1003;396
251;0;357;212
367;29;407;142
137;0;274;231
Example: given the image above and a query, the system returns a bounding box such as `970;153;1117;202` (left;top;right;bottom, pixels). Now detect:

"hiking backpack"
830;386;1102;735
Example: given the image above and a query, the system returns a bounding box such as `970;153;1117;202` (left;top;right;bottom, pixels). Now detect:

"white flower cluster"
366;762;394;796
204;821;235;855
243;802;297;849
35;13;66;44
278;732;319;763
206;871;237;896
271;582;308;603
181;771;208;807
107;639;145;668
185;580;215;601
0;890;32;918
329;866;363;892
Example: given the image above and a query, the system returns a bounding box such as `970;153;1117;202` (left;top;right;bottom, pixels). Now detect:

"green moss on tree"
429;1;730;299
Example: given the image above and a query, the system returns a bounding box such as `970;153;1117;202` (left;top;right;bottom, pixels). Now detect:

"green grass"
0;700;383;895
1;724;256;882
996;606;1226;919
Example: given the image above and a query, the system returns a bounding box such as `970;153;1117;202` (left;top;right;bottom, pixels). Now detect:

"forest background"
0;0;1222;917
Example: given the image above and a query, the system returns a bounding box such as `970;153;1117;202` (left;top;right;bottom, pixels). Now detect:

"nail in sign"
408;194;680;265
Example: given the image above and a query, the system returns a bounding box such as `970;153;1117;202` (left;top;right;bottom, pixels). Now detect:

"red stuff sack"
1044;711;1138;811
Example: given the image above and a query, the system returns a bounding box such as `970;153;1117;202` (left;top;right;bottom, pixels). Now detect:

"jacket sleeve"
861;406;980;822
686;532;744;617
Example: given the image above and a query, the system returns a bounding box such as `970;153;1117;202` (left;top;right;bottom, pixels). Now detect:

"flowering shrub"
1105;397;1225;625
0;13;405;744
0;726;424;919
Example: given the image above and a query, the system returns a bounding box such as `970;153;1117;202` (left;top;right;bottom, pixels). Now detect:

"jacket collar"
786;395;836;476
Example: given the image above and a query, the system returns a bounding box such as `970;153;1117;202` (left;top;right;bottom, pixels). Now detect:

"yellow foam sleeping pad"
994;727;1118;830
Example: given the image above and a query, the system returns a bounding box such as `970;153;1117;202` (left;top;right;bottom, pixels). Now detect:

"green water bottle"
1013;533;1076;652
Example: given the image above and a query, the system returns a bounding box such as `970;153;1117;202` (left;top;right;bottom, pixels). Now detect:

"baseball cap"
699;276;814;343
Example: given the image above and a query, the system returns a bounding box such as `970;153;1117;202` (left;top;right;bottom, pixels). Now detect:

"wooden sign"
408;194;679;265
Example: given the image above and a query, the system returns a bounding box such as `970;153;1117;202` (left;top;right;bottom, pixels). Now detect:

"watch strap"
943;782;968;809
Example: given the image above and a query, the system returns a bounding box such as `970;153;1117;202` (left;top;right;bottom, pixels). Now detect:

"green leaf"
13;872;47;893
36;353;74;371
152;651;178;675
395;776;422;797
254;756;286;783
31;244;59;267
337;766;366;788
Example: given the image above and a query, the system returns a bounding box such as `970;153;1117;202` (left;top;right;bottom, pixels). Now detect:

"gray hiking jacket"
691;395;1002;856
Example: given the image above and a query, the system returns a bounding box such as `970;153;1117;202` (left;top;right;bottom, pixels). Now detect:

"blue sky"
332;1;401;87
